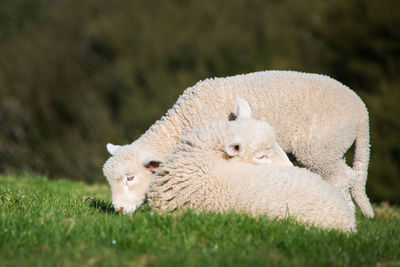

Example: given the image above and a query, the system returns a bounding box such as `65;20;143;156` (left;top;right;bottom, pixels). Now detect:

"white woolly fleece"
150;148;356;233
104;70;373;218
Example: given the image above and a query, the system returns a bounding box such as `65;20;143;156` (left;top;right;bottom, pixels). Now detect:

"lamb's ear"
143;156;163;170
235;98;252;120
225;140;245;157
106;143;122;155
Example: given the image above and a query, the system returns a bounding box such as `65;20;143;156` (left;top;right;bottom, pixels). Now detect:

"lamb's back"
191;71;366;149
139;70;366;154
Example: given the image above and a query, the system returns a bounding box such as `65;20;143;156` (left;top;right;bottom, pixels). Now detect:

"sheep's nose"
119;207;124;212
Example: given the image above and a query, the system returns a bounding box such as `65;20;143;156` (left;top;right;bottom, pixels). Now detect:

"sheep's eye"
253;152;272;165
256;154;268;160
126;175;135;182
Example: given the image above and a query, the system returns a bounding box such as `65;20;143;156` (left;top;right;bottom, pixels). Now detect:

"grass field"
1;174;400;267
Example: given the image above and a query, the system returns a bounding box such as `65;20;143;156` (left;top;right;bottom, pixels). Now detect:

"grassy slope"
0;174;399;267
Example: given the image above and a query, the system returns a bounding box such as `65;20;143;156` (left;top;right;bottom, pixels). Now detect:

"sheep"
149;105;356;233
103;98;292;213
103;70;372;217
151;164;356;233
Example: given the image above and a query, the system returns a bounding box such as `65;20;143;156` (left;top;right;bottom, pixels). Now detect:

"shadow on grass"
84;197;116;214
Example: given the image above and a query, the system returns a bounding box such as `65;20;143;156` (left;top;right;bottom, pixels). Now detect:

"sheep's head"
102;144;162;214
224;98;292;166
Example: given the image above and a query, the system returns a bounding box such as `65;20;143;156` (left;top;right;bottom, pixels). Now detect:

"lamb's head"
224;98;292;166
102;143;162;214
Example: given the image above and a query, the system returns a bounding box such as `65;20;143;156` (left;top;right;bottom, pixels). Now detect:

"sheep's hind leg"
296;148;356;214
323;160;356;214
291;125;357;214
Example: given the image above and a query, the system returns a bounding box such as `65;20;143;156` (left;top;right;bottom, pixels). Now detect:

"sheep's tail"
351;114;374;218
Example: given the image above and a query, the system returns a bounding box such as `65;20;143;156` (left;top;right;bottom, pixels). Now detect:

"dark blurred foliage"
0;0;399;203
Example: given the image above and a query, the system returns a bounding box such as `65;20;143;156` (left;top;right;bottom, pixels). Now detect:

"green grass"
1;174;400;267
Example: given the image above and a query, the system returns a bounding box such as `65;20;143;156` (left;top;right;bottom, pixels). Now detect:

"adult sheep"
149;101;356;233
103;70;372;217
104;98;292;214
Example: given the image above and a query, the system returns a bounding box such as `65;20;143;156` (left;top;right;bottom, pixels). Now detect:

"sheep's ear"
235;98;252;120
106;143;122;155
225;140;245;157
143;156;163;170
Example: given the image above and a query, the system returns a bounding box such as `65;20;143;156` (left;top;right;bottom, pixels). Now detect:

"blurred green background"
0;0;399;204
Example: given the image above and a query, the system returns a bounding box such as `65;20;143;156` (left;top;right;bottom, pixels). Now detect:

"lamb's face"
103;144;161;214
225;119;293;166
223;97;292;166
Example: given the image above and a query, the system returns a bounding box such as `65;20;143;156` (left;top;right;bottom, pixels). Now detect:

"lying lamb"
103;70;372;217
104;99;292;214
149;101;356;233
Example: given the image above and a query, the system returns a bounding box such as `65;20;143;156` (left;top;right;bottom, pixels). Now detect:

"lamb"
149;102;356;233
151;165;356;233
103;70;372;217
103;98;292;213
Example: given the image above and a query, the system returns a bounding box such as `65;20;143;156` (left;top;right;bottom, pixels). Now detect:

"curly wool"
150;147;356;233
